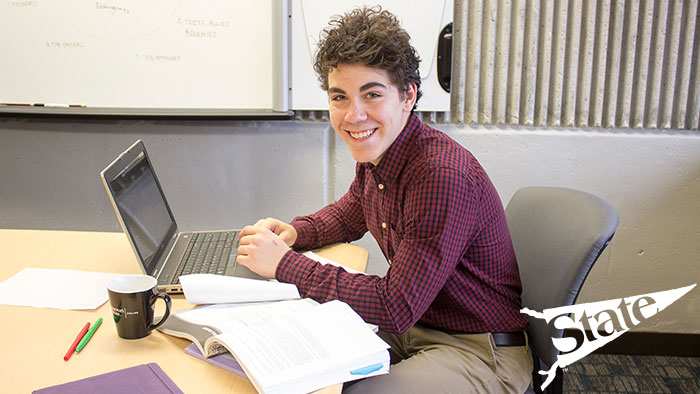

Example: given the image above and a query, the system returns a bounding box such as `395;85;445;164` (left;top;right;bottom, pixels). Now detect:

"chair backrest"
505;187;619;368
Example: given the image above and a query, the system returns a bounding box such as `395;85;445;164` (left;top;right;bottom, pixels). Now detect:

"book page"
219;314;331;375
215;300;389;392
174;299;319;335
179;274;300;304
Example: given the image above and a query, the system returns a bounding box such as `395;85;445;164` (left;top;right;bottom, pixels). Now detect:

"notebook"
100;140;263;293
32;363;183;394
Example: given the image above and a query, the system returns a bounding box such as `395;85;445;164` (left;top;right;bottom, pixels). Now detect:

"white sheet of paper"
0;268;123;310
302;251;366;275
180;274;301;305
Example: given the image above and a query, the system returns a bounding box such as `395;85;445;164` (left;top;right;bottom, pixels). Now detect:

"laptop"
100;140;263;293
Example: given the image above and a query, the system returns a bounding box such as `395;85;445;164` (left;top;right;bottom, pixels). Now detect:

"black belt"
492;331;527;347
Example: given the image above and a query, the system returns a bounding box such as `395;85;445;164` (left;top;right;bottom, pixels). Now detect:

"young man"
236;7;532;393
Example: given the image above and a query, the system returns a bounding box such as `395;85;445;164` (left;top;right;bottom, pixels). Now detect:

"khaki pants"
343;325;532;394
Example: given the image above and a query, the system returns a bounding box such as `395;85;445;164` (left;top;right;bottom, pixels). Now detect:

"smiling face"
327;63;417;165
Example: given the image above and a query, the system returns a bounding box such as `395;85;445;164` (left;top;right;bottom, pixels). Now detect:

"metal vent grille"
450;0;700;130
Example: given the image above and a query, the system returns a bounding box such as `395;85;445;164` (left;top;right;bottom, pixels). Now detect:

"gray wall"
1;118;330;231
1;117;699;334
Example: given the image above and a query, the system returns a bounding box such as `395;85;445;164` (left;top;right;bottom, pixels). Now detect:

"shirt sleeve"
277;166;474;334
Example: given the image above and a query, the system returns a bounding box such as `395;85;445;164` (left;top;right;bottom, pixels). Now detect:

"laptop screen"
107;150;174;274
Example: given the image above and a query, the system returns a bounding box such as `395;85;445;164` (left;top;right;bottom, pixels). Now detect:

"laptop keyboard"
173;230;240;284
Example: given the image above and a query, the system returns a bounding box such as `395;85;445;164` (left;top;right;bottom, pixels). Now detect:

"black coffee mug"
107;275;171;339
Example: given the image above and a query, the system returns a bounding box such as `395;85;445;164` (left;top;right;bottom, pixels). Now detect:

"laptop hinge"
154;233;182;282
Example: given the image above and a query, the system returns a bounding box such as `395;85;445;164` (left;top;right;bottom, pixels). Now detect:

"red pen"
64;322;90;361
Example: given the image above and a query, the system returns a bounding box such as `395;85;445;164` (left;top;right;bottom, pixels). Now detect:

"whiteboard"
0;0;289;114
291;0;452;111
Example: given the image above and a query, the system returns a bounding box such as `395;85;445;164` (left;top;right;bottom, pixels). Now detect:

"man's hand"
236;225;291;279
253;217;298;247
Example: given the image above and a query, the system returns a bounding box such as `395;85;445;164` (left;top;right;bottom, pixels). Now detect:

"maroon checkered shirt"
276;114;528;334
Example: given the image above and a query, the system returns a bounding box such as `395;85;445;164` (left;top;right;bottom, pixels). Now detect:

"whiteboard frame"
0;1;292;119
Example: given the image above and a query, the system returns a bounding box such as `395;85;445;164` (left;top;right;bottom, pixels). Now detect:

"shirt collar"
361;112;422;185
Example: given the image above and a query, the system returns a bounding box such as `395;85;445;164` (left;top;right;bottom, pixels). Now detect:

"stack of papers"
179;274;300;305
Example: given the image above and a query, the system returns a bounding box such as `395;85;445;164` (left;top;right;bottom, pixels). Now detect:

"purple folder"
184;343;247;378
32;363;183;394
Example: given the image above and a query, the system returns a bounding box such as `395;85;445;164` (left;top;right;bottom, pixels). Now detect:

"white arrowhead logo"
521;283;696;391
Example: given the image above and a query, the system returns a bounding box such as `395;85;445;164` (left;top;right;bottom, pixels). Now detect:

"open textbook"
158;299;389;394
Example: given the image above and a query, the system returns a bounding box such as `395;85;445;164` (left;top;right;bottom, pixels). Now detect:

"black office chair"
505;187;619;394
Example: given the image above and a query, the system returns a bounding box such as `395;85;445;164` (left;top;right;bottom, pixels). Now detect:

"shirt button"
382;222;387;229
378;184;384;190
388;259;392;265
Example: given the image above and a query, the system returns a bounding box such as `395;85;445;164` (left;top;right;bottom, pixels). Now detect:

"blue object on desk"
350;363;383;375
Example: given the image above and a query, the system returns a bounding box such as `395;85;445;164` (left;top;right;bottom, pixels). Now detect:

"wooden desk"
0;229;368;393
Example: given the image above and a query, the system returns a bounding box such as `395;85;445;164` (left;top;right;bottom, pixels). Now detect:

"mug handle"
148;293;172;331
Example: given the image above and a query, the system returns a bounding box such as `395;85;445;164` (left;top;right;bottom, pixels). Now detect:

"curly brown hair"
313;6;423;107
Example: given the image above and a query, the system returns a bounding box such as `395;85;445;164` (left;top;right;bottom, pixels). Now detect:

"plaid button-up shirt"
276;114;528;334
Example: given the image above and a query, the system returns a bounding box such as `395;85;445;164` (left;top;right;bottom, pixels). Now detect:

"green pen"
76;318;102;353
